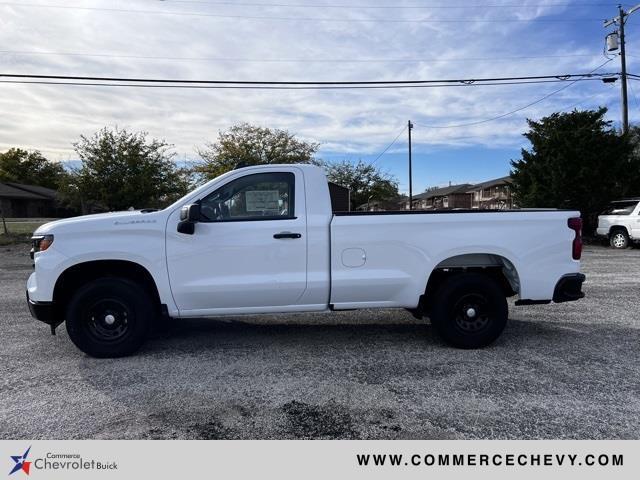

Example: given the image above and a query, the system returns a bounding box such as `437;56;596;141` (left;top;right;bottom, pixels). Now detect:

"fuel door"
341;248;366;268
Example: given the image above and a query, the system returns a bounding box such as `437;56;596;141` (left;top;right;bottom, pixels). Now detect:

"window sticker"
245;190;280;212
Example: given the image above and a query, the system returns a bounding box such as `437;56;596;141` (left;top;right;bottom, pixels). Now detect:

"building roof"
414;184;473;201
0;182;51;200
466;175;512;193
5;182;58;199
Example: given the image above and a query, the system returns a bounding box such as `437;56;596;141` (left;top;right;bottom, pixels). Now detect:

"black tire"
65;278;154;358
609;230;629;249
429;273;508;349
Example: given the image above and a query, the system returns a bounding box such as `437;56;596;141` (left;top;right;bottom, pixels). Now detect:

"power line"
627;76;640;111
413;59;613;128
0;50;604;64
0;72;613;87
0;78;610;90
0;3;603;23
414;92;610;144
370;126;407;166
0;78;609;90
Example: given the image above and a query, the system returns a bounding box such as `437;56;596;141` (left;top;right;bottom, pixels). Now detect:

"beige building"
398;184;473;211
467;176;514;210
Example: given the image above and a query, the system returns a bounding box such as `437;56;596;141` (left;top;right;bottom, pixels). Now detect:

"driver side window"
199;172;295;222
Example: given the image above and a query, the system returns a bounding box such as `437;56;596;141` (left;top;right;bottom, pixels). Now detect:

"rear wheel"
65;278;154;357
429;273;508;349
610;230;629;249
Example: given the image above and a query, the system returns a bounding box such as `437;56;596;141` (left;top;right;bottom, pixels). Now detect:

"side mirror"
177;203;200;235
180;203;200;222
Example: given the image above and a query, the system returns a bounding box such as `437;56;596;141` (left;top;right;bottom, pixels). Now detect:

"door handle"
273;232;302;239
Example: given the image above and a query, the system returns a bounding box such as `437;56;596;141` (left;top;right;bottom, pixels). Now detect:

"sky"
0;0;638;193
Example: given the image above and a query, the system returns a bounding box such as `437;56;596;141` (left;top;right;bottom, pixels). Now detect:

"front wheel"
610;230;629;249
65;278;154;357
429;273;508;349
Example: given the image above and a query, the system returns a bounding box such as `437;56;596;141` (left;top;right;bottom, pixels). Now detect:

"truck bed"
329;209;580;309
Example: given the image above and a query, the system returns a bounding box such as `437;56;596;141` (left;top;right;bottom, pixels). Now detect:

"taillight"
568;217;582;260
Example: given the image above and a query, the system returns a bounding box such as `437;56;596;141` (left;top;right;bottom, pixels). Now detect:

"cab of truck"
597;198;640;249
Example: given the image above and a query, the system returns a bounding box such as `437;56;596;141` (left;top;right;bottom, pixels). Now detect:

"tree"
0;148;67;189
510;108;638;232
323;160;399;210
196;123;320;179
68;127;192;212
624;125;640;192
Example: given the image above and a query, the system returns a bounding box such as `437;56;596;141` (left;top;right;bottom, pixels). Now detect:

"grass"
0;219;57;245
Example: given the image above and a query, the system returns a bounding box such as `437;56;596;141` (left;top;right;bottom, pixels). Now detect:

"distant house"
398;184;473;210
0;182;59;218
0;182;74;218
466;176;514;210
353;175;515;212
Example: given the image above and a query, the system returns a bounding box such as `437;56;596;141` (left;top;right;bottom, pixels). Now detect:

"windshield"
601;201;638;215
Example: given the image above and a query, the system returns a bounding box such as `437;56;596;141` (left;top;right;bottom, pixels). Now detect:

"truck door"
166;168;308;314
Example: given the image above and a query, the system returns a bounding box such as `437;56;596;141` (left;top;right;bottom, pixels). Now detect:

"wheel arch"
52;260;162;320
417;253;520;316
609;225;629;236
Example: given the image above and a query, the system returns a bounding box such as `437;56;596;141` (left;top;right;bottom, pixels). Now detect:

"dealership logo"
7;447;118;476
8;446;31;476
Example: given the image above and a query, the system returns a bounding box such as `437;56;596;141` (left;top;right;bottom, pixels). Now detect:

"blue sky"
0;0;638;193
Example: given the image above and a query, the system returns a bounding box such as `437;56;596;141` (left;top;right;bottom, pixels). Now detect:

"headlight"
30;234;54;259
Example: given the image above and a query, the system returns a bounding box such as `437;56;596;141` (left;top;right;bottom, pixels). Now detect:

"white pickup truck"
27;164;585;357
596;198;640;248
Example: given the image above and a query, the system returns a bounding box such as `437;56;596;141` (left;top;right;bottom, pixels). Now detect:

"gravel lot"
1;244;638;440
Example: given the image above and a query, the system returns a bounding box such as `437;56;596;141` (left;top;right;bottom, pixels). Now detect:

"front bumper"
26;291;62;333
552;273;586;303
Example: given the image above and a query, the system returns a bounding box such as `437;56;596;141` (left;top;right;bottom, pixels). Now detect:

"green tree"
323;160;399;210
510;108;637;232
196;123;320;179
68;127;192;212
0;148;67;189
624;125;640;192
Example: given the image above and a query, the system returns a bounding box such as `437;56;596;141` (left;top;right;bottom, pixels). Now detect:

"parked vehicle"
596;198;640;249
27;164;585;357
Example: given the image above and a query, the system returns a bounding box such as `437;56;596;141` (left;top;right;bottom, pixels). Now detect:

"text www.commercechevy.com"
356;453;623;468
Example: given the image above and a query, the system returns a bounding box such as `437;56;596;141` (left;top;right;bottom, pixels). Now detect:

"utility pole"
604;3;640;134
619;5;629;134
408;120;413;210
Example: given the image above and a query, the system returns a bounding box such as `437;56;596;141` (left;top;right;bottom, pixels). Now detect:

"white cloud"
0;0;624;164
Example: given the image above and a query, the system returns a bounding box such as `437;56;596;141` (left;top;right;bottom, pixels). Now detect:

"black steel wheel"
66;278;154;357
84;298;132;343
430;273;508;349
452;293;492;334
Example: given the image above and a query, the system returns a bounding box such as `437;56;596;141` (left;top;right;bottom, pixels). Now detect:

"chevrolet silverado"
27;164;586;357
